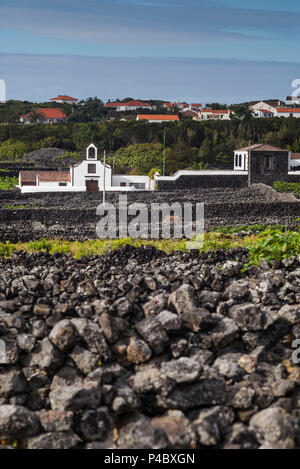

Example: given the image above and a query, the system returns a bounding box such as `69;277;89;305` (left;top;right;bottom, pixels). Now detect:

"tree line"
0;117;300;175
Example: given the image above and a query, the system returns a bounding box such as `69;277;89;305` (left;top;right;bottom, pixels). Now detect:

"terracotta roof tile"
21;108;67;119
277;108;300;113
20;170;70;184
105;100;151;108
137;114;179;121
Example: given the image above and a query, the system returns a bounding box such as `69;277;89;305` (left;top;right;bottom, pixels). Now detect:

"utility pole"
163;130;166;176
103;150;106;207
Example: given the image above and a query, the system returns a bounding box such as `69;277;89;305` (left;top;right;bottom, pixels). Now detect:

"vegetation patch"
273;181;300;198
0;226;298;265
0;176;18;190
2;204;34;210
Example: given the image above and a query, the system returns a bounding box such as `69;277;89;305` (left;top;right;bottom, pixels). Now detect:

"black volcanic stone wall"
157;174;248;191
1;201;300;242
157;173;300;191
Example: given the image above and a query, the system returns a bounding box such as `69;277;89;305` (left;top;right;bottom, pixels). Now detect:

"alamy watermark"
0;79;6;103
96;195;204;249
292;79;300;99
0;339;6;364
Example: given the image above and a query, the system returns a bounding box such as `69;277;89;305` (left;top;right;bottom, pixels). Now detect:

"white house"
105;100;152;112
285;96;300;106
18;144;153;193
20;108;67;124
249;101;277;114
275;108;300;118
198;109;233;120
251;109;274;118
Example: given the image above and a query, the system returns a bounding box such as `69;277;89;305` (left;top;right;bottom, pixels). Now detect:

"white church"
18;144;153;193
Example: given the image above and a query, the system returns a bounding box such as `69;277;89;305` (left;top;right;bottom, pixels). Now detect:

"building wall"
275;111;300;118
73;160;112;189
250;102;277;113
112;175;152;189
234;151;248;171
248;150;289;186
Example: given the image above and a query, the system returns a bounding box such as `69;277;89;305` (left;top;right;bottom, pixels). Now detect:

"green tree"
113;143;163;174
0;139;30;161
165;140;197;173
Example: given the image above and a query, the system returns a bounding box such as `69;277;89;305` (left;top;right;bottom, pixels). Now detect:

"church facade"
19;144;153;193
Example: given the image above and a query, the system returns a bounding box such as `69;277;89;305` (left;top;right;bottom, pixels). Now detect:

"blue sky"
0;0;300;102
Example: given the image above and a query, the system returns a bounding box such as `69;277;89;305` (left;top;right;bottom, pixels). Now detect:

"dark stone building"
156;143;300;191
248;145;289;186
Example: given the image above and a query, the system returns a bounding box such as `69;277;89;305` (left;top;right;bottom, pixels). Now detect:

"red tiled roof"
50;95;77;101
105;102;120;107
20;170;70;184
105;100;151;108
137;114;179;121
125;100;151;107
21;108;67;119
201;108;230;114
191;103;202;107
180;109;198;116
277;108;300;113
291;153;300;160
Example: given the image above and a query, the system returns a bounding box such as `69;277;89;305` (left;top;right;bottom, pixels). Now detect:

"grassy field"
0;225;300;266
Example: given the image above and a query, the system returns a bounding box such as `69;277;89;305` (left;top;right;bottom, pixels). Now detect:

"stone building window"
264;155;273;170
88;164;96;174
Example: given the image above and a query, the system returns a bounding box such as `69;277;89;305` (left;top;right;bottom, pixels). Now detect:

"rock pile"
0;245;300;449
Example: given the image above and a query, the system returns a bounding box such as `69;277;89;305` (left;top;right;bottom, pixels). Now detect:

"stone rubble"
0;245;300;448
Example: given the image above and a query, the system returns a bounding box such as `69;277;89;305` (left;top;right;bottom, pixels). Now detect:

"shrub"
0;241;16;257
28;239;52;252
273;181;300;197
246;229;300;266
0;176;18;190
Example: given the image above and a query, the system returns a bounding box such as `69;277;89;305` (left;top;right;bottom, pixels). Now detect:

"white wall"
234;151;248;171
112;175;151;189
73;160;112;189
250;102;277;113
275;111;300;118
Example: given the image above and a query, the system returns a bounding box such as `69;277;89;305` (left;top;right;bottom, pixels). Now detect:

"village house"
275;108;300;118
136;114;179;123
251;109;274;118
198;108;233;120
180;109;198;119
155;143;300;190
190;103;203;110
18;144;152;193
50;95;78;104
249;101;278;114
20;108;67;124
163;102;189;110
233;144;300;172
285;96;300;106
105;100;152;112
